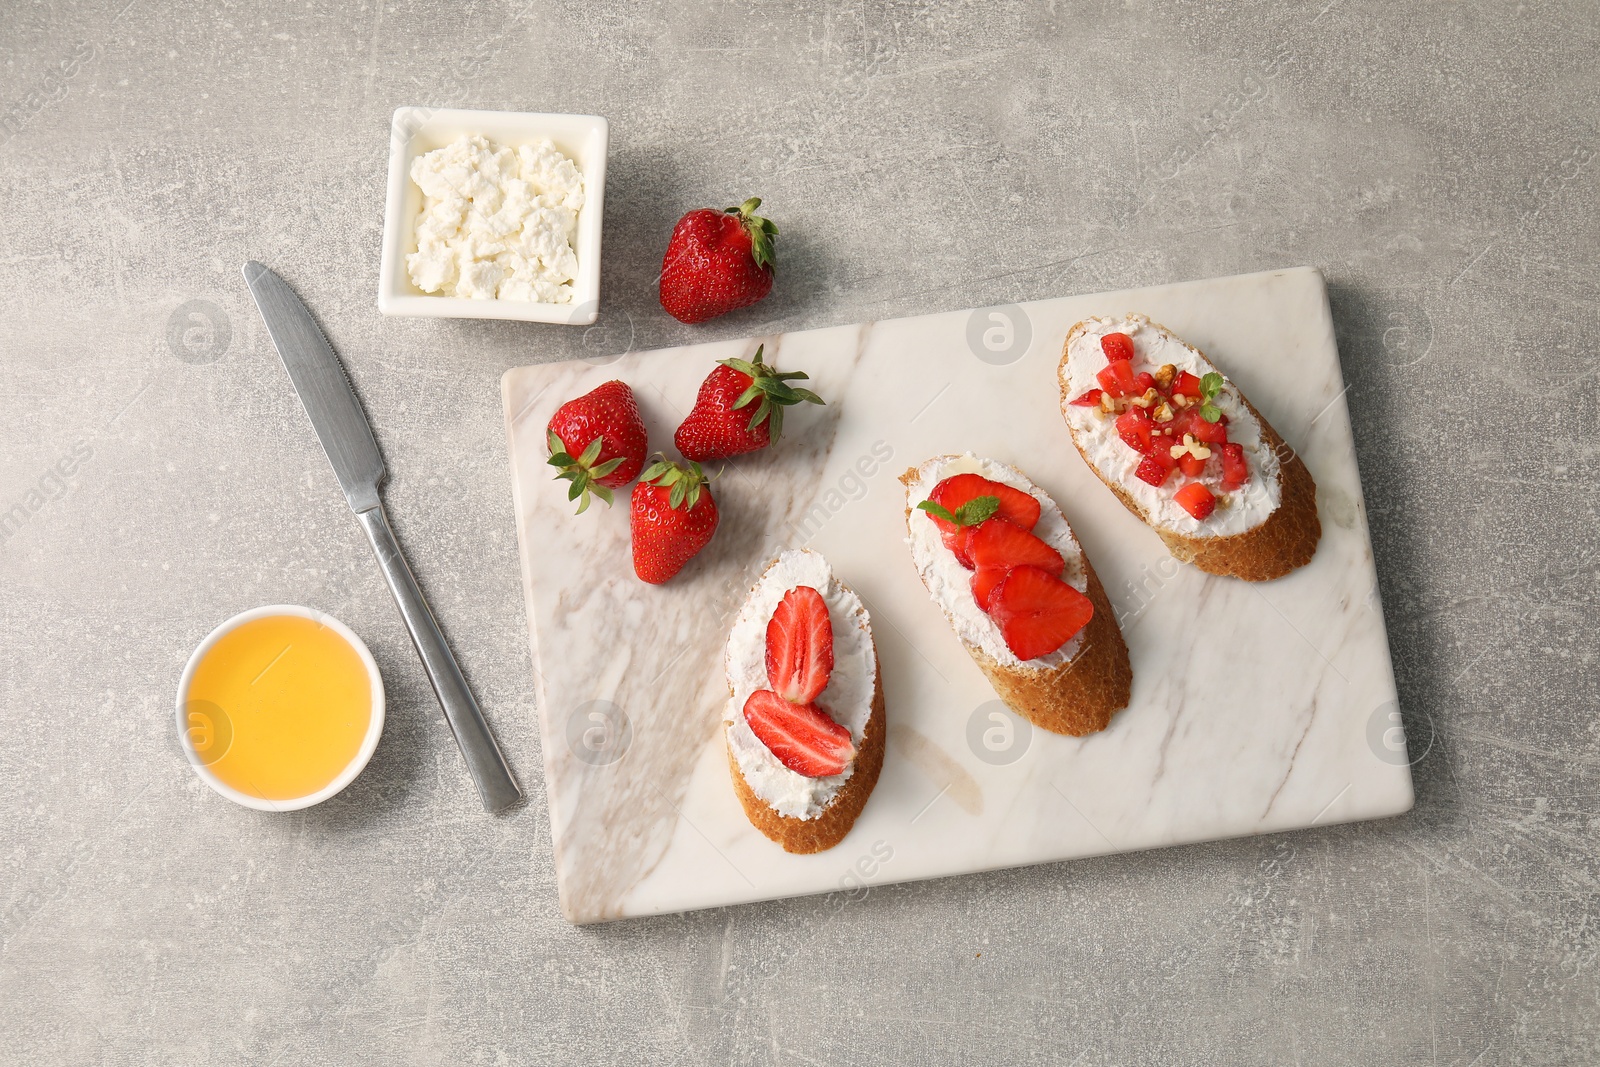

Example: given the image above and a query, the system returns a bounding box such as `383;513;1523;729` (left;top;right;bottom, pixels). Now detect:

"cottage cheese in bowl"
406;133;585;303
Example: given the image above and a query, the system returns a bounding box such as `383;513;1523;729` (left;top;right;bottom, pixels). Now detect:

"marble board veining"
502;267;1413;925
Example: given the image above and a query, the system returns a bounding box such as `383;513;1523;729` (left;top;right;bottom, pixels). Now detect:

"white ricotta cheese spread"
904;454;1089;670
723;550;876;821
406;133;584;303
1059;314;1282;538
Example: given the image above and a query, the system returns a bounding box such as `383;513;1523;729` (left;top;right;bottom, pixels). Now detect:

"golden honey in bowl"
182;612;376;803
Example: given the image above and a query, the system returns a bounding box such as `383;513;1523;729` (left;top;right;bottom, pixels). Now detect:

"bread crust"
1059;319;1321;582
899;462;1132;737
726;655;886;854
963;560;1131;736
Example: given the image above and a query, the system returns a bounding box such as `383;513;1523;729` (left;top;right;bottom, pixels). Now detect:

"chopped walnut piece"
1153;402;1174;423
1169;433;1213;461
1154;363;1177;389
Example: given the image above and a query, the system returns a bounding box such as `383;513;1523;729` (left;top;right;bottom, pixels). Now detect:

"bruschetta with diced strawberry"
1059;315;1320;581
900;455;1131;736
723;549;884;853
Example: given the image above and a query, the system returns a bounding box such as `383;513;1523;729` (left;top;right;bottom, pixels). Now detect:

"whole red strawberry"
547;380;648;514
659;197;778;324
674;345;824;462
630;457;719;584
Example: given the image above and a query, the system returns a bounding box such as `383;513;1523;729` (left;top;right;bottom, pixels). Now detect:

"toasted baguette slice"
900;455;1131;736
1058;314;1320;581
723;550;885;854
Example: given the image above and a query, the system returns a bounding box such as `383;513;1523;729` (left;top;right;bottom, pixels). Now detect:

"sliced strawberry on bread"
988;565;1097;663
766;585;833;704
742;691;855;777
901;454;1131;737
1058;314;1320;581
723;550;884;854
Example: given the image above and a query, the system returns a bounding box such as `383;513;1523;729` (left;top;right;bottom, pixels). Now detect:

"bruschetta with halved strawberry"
1059;315;1319;581
723;549;885;853
901;455;1131;736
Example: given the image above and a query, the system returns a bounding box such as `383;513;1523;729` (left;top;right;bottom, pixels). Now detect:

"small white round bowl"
175;605;385;811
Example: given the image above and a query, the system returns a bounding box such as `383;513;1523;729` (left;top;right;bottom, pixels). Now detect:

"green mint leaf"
954;495;1000;527
1199;402;1222;423
917;500;959;525
1200;372;1224;400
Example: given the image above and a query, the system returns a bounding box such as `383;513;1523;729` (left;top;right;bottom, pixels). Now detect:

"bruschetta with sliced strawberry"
723;549;884;853
901;455;1131;736
1059;315;1320;581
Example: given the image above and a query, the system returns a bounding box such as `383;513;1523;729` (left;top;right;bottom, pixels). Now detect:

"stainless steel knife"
243;260;522;813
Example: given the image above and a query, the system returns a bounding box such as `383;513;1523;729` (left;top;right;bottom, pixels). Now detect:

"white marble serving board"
502;267;1413;925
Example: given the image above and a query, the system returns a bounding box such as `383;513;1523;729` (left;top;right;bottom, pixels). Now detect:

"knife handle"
356;505;523;812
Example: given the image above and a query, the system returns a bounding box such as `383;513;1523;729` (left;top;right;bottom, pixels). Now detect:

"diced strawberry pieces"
1100;332;1136;362
1189;414;1229;445
765;586;833;704
1097;359;1137;399
1135;456;1172;486
1144;438;1178;470
1177;451;1208;478
1116;408;1154;453
969;518;1064;576
1132;371;1156;396
1175;482;1216;520
988;565;1095;661
971;565;1008;612
743;690;855;778
1170;371;1203;399
1220;443;1248;491
1068;389;1104;408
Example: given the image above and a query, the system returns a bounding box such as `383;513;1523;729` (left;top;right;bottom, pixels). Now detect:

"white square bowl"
378;107;607;325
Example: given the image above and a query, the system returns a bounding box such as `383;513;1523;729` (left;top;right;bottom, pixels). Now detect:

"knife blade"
243;261;522;813
242;262;385;512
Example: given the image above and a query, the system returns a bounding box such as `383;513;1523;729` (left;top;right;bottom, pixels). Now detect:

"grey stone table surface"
1;1;1595;1063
